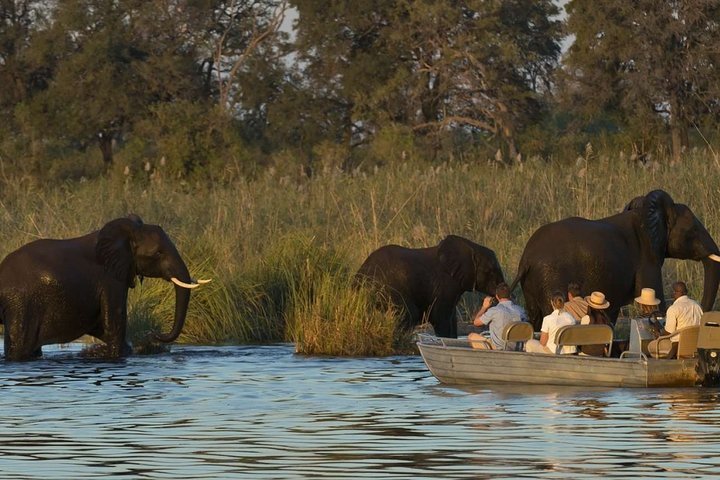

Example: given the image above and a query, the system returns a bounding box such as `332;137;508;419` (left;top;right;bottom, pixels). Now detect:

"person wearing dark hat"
578;291;611;356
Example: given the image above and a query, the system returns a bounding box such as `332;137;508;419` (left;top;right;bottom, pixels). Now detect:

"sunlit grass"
286;272;399;356
1;147;719;354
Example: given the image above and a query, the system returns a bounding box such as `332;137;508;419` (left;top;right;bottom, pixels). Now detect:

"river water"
2;343;720;479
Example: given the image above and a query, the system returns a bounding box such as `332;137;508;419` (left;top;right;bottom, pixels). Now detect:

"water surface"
1;342;720;478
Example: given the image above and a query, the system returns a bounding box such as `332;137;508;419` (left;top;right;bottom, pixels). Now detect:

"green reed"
0;147;718;354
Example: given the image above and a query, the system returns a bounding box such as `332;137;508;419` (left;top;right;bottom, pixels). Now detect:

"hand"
482;296;494;309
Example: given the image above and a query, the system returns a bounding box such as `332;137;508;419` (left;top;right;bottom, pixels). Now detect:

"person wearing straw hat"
579;291;611;356
580;291;611;325
635;287;663;337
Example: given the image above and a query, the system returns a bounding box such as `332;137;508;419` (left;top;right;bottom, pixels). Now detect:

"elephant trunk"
154;283;191;343
701;256;720;312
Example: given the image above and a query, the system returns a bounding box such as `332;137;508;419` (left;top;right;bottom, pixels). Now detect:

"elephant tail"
508;263;529;294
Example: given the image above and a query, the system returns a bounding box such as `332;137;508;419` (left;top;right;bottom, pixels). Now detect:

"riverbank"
0;148;717;354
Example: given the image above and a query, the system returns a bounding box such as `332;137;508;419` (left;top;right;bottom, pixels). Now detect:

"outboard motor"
696;312;720;387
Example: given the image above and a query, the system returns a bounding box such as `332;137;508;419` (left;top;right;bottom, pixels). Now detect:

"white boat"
417;313;720;388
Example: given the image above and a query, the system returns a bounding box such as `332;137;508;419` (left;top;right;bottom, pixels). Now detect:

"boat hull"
417;337;698;388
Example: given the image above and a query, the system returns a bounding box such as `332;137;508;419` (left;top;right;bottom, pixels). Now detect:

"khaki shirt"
565;296;589;322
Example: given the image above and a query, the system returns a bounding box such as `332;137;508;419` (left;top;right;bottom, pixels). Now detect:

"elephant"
510;189;720;329
356;235;505;338
0;214;210;361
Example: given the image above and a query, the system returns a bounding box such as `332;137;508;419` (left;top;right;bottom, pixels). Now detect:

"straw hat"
635;287;661;306
585;291;610;309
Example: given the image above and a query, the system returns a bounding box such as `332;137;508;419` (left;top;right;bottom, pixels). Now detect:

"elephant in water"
356;235;505;338
0;214;210;361
510;190;720;328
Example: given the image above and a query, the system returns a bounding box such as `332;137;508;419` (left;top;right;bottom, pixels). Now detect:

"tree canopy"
0;0;719;179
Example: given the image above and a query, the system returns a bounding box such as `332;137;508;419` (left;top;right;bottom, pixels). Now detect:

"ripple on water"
2;342;720;478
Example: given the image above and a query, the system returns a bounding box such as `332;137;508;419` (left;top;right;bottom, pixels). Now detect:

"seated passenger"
635;287;663;335
580;291;611;325
564;282;589;322
647;281;703;358
468;282;528;350
579;291;611;356
525;291;577;354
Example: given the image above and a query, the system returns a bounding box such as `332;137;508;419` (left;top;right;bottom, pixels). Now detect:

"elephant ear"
95;215;143;288
637;190;677;262
438;235;476;290
623;195;646;212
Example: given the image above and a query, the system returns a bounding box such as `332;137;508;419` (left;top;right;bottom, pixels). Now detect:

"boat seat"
649;325;700;359
501;321;533;351
555;324;614;357
698;311;720;350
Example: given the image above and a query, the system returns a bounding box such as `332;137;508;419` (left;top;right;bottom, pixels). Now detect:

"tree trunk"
99;133;113;166
669;93;688;164
670;121;685;165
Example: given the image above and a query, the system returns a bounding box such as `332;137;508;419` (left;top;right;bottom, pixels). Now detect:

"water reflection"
1;342;720;478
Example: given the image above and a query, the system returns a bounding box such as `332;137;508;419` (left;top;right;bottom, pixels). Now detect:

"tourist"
579;291;611;356
647;282;703;357
525;291;577;354
468;282;528;350
565;282;589;322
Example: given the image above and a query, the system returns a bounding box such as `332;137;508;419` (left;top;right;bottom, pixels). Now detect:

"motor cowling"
696;312;720;387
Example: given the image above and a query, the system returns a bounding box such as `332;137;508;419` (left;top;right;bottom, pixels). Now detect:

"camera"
487;296;499;308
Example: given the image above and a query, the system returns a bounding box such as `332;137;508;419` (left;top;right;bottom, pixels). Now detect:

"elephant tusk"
196;278;212;284
171;277;200;289
709;254;720;263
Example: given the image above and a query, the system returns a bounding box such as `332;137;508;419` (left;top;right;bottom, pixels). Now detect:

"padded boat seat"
649;325;700;359
698;311;720;350
555;324;614;357
502;321;533;351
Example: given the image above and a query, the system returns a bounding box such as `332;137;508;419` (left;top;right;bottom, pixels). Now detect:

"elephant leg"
429;302;457;338
4;331;41;361
3;308;42;361
97;298;131;358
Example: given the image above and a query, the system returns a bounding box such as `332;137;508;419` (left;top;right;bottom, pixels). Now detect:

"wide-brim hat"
635;287;661;306
585;291;610;309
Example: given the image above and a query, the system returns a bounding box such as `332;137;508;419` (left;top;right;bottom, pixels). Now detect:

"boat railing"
619;350;648;362
416;333;445;346
417;334;475;348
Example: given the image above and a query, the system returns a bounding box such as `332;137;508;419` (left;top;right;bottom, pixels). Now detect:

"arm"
473;296;494;327
539;331;549;347
664;305;677;335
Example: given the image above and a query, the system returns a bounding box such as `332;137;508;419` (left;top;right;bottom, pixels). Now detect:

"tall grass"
0;148;719;354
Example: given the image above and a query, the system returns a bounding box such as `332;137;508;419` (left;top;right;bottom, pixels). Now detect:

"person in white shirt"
525;291;577;354
647;282;702;358
664;281;703;334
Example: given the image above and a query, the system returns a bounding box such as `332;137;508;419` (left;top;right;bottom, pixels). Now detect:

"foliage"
2;149;720;354
563;0;720;162
287;272;398;356
288;0;563;160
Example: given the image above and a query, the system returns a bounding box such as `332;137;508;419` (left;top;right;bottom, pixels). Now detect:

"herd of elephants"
0;189;719;360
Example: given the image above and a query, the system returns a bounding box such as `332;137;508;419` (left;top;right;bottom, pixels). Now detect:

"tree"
27;0;206;166
196;0;288;115
286;0;562;161
564;0;720;163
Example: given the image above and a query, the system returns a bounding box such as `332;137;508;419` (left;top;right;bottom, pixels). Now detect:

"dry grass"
0;147;718;354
